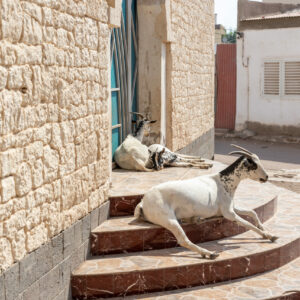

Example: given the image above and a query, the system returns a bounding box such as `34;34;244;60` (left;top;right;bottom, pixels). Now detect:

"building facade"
0;0;215;298
236;0;300;136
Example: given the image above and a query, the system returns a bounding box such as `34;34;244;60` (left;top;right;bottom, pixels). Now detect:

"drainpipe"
241;33;250;127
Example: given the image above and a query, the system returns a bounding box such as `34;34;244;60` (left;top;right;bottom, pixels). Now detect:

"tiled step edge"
71;238;300;299
109;194;143;216
109;257;300;300
91;197;277;255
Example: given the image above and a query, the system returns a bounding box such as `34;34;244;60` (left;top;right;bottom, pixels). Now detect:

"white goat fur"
114;135;152;172
148;144;204;160
114;113;155;172
148;144;212;170
134;147;278;258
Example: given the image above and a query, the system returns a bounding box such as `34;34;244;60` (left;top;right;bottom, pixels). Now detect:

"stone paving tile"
109;161;223;198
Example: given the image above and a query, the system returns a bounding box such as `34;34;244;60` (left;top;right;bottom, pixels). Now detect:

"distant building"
215;24;226;44
236;0;300;136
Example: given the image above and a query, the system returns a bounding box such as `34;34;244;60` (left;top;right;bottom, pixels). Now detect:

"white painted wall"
236;27;300;131
263;0;300;3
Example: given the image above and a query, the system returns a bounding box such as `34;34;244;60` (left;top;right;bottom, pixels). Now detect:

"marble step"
72;190;300;298
110;257;300;300
91;196;277;255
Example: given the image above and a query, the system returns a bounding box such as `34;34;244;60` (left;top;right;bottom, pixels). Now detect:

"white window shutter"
264;62;280;95
284;61;300;95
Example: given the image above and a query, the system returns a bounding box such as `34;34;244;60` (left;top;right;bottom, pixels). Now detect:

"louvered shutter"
284;61;300;95
264;62;280;95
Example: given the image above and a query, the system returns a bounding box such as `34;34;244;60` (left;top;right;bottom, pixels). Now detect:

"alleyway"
215;136;300;170
215;136;300;194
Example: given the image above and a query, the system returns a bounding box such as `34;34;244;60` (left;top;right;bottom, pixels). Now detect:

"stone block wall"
167;0;215;153
0;0;113;273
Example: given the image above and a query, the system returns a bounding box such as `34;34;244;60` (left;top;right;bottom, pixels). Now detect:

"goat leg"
223;211;278;242
135;159;154;172
234;207;265;230
163;218;219;259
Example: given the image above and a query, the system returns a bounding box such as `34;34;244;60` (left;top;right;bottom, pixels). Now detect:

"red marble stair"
71;188;300;299
91;196;277;255
113;257;300;300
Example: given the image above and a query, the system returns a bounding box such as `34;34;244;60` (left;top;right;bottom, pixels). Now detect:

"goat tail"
134;202;143;219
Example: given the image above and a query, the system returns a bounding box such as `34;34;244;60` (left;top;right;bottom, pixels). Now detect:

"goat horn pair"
228;144;253;159
130;112;144;119
231;144;253;155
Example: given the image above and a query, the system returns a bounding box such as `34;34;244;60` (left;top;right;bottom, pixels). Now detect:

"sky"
215;0;262;32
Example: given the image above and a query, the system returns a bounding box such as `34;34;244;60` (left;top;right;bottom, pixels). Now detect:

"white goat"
148;145;213;170
134;145;278;259
114;113;156;172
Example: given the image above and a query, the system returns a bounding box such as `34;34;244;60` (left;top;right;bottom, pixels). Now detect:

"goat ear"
161;148;165;153
150;120;157;124
243;158;251;168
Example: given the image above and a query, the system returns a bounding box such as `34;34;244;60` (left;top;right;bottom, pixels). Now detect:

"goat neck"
133;120;145;142
219;156;247;197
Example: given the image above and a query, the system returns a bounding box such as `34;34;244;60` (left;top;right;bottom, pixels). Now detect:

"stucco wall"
236;28;300;134
0;0;113;272
168;0;215;152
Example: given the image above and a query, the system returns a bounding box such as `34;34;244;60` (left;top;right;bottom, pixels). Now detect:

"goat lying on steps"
134;144;278;259
148;145;213;170
114;112;156;172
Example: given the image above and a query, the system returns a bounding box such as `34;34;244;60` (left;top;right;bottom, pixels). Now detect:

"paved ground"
215;136;300;171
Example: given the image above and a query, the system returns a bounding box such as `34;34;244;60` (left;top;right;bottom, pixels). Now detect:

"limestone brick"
3;210;26;239
43;145;59;183
26;223;48;252
32;159;44;188
0;238;13;271
0;67;8;90
1;177;16;203
11;229;26;261
21;2;42;24
42;7;53;26
0;148;24;177
1;0;23;43
15;163;32;197
25;141;43;162
26;206;40;231
0;41;17;66
0;201;14;222
59;143;76;177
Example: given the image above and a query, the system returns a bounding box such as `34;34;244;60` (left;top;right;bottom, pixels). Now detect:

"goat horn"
130;112;144;118
228;151;252;159
230;144;253;155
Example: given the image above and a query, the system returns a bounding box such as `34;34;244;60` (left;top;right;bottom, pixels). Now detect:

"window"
264;62;280;95
284;61;300;95
263;60;300;97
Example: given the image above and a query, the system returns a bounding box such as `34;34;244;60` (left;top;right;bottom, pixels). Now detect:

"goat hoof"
209;252;219;259
270;235;279;242
202;252;218;259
